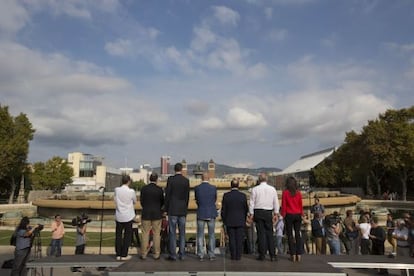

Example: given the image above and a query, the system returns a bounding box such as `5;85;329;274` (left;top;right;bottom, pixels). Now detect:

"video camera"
71;213;92;226
29;224;44;233
324;213;341;227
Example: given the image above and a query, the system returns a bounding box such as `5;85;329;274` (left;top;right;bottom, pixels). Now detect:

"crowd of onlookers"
269;197;414;260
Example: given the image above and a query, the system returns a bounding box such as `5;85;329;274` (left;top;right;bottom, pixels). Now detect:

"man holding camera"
75;218;87;255
11;217;41;276
70;216;88;272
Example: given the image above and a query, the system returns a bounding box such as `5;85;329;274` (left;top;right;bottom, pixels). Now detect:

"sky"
1;0;413;170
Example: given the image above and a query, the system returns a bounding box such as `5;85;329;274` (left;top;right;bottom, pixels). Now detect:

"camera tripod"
32;231;42;259
30;231;44;276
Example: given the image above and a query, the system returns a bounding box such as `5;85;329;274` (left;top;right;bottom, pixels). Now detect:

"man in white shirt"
393;219;410;257
249;173;279;261
114;175;137;261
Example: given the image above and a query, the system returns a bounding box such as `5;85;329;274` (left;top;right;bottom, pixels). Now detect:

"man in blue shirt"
195;172;217;261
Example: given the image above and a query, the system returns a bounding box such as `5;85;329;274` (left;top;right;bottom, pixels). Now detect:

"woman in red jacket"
281;176;304;262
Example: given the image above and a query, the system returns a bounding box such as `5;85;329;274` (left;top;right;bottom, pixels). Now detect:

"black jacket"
140;182;164;220
221;189;248;227
164;174;190;216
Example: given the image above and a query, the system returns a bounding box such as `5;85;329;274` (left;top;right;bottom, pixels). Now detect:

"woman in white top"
358;216;371;255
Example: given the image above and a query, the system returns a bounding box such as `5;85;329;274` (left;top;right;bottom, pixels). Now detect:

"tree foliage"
131;180;146;191
313;106;414;200
0;105;35;203
30;156;73;192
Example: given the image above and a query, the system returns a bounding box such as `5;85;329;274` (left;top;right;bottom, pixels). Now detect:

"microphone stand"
99;186;105;255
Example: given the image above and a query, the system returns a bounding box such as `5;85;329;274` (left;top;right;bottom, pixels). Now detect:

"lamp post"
99;186;105;255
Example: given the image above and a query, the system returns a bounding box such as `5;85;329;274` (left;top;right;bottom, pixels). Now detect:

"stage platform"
26;253;414;276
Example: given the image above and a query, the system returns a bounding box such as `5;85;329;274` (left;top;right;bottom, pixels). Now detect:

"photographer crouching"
11;216;42;276
70;214;91;273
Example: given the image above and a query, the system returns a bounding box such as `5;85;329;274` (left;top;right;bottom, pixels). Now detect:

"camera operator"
71;216;88;273
75;216;88;255
324;213;342;255
11;216;41;276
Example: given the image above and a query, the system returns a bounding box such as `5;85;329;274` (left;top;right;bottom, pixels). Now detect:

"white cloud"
321;33;338;48
190;26;217;52
0;41;167;148
267;28;288;42
104;39;133;57
226;107;267;129
383;42;414;54
264;7;273;20
184;100;210;116
0;0;30;36
247;63;269;79
212;6;240;26
200;117;225;130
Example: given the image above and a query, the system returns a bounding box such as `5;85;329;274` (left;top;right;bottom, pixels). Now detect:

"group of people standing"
113;163;306;264
15;162;414;276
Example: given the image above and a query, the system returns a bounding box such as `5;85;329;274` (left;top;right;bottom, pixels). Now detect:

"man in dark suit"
221;178;248;260
195;172;217;261
165;163;190;261
140;172;164;260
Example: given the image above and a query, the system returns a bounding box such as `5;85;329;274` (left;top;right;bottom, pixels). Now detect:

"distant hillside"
154;162;281;177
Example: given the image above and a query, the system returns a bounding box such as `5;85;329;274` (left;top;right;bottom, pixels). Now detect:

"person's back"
195;180;217;220
114;175;136;261
221;189;248;227
195;173;217;261
115;185;136;222
221;179;248;260
165;163;190;261
140;173;164;260
140;181;164;220
165;173;190;216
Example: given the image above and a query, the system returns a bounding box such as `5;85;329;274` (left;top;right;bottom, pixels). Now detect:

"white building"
65;152;122;192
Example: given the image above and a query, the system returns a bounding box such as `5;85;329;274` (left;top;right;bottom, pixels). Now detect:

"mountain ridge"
154;161;281;177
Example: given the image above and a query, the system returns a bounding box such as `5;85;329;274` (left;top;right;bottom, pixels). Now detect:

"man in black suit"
140;172;164;260
165;163;190;261
221;178;248;260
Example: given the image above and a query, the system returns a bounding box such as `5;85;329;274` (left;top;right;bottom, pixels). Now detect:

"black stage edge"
26;254;414;276
109;254;346;276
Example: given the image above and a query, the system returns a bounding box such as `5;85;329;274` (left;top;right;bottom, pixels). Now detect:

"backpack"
10;231;17;246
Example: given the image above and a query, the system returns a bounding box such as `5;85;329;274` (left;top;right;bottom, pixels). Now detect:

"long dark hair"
17;216;30;230
285;176;298;196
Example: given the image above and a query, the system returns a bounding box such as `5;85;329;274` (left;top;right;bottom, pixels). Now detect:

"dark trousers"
227;226;245;260
11;247;31;276
75;244;85;255
285;213;303;256
254;209;275;258
115;220;133;257
360;238;371;255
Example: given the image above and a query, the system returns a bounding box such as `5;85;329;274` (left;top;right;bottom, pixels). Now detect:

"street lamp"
99;186;105;255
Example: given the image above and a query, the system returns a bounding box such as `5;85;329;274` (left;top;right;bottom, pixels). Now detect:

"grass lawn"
0;230;116;247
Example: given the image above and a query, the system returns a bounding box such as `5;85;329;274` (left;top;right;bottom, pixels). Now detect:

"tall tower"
160;156;171;176
208;159;216;179
181;159;188;177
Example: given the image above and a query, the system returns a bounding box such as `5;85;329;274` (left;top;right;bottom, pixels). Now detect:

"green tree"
362;107;414;200
313;106;414;200
30;156;73;192
131;180;146;191
0;105;35;203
